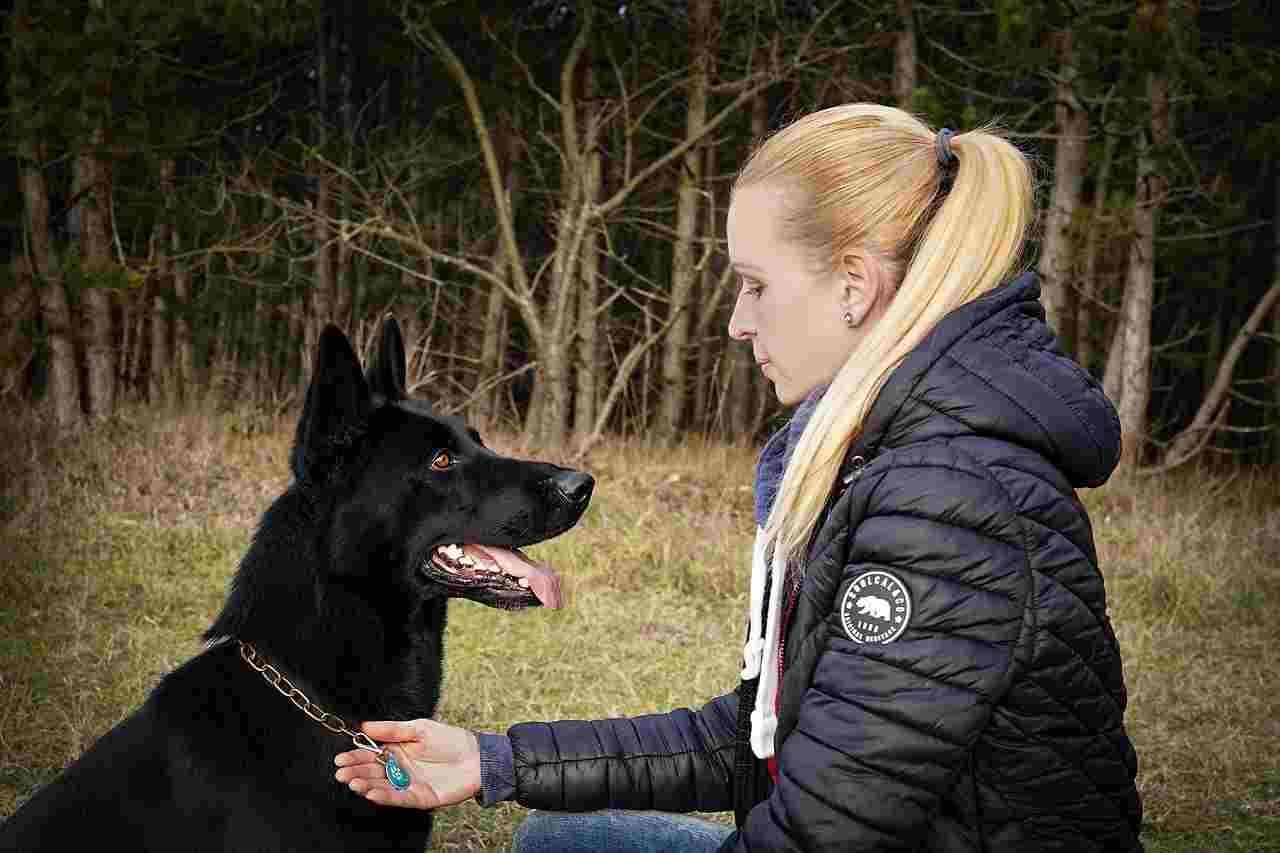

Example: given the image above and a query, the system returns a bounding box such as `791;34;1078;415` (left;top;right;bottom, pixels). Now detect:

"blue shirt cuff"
476;732;516;807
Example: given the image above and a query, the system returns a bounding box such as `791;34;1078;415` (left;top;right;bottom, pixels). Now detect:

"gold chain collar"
237;640;387;763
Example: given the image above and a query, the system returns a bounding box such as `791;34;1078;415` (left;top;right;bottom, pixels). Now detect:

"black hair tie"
935;127;958;194
935;127;957;167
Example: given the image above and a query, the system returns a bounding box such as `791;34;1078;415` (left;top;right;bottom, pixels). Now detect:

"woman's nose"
728;293;754;341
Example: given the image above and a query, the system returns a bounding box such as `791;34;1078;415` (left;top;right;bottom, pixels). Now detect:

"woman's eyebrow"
732;262;765;275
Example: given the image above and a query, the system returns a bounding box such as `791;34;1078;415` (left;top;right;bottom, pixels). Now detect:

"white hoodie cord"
740;530;769;680
741;527;787;759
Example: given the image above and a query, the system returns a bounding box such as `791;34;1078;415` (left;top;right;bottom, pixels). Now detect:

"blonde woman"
334;104;1144;853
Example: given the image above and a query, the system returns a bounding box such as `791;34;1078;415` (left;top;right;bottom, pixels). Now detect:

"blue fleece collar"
753;387;825;528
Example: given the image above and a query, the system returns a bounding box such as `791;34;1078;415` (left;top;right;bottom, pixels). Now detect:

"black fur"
0;317;593;852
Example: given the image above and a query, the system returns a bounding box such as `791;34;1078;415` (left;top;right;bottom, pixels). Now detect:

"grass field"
1;402;1278;851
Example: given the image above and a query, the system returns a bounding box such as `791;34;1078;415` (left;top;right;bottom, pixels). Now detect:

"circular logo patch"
839;570;912;644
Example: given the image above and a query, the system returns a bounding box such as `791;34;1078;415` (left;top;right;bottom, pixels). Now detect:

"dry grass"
1082;469;1280;841
1;402;1278;851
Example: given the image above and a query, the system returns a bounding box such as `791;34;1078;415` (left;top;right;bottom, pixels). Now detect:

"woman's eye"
430;450;454;471
740;278;763;298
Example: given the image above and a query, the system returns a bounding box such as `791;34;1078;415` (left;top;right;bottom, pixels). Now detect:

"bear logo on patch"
840;570;911;644
856;596;891;620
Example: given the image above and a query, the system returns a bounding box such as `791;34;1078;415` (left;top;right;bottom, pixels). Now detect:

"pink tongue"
460;544;562;608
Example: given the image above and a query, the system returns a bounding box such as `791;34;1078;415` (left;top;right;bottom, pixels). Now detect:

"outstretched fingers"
335;748;382;769
335;761;389;784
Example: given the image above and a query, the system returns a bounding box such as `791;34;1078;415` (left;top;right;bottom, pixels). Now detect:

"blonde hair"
734;104;1034;566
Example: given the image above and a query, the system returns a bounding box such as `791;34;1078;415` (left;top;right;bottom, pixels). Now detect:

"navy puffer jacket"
507;274;1143;852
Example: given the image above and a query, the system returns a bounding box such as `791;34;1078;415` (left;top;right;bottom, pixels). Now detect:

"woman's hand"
334;719;481;809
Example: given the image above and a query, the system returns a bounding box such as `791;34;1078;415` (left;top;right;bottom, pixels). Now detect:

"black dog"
0;317;593;851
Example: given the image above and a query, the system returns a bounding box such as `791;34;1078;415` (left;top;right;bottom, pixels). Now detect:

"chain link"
238;641;385;761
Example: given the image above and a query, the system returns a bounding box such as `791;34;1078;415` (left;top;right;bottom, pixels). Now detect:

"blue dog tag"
384;753;411;791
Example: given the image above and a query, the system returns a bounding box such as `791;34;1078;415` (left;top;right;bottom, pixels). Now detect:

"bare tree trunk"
693;142;719;432
73;101;116;418
37;247;82;430
291;284;308;398
453;204;474;375
657;0;711;442
1272;171;1280;464
335;222;353;334
124;277;148;401
222;308;242;403
573;65;604;447
1076;128;1117;374
351;251;367;342
118;279;136;402
528;8;600;448
1039;28;1088;356
312;172;334;329
1157;280;1280;469
1102;279;1127;407
473;117;514;425
1116;52;1172;468
334;21;354;335
252;283;271;402
208;305;228;398
2;256;37;399
12;3;81;431
195;253;212;390
533;153;589;446
159;159;194;401
150;225;172;404
1274;298;1280;463
572;213;602;444
307;0;335;382
641;305;653;432
894;0;916;108
38;253;82;432
172;231;192;399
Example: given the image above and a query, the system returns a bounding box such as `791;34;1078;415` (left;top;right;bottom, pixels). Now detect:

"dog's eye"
430;450;454;471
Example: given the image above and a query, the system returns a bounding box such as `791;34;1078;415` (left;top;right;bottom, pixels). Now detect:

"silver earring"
843;311;856;328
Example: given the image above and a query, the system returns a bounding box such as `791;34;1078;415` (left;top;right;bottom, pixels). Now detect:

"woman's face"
726;184;872;406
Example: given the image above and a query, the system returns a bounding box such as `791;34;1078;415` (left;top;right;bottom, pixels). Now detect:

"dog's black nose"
552;471;594;505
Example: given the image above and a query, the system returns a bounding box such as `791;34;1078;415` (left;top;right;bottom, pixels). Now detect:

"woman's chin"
772;383;804;407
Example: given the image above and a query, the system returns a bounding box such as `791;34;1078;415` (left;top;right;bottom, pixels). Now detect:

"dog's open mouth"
421;543;550;609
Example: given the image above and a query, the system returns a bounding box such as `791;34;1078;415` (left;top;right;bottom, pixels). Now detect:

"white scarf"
741;526;788;759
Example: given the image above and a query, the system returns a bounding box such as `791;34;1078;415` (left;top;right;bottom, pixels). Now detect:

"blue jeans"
511;809;735;853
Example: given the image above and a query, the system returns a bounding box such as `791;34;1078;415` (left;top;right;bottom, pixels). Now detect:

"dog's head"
289;316;592;610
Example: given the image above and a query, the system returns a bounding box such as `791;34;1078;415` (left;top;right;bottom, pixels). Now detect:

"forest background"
2;1;1279;851
2;0;1279;461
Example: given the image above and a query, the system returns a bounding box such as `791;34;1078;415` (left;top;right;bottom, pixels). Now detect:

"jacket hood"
852;273;1121;488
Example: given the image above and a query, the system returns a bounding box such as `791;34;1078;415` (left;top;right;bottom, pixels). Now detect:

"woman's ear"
838;251;884;327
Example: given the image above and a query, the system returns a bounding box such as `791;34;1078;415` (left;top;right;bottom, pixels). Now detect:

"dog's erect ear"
365;313;407;402
290;325;372;481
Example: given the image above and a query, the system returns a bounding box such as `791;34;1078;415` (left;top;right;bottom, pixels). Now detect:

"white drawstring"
741;526;787;759
740;531;769;680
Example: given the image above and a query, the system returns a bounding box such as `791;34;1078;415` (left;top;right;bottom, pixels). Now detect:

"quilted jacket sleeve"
508;689;740;813
726;448;1032;852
